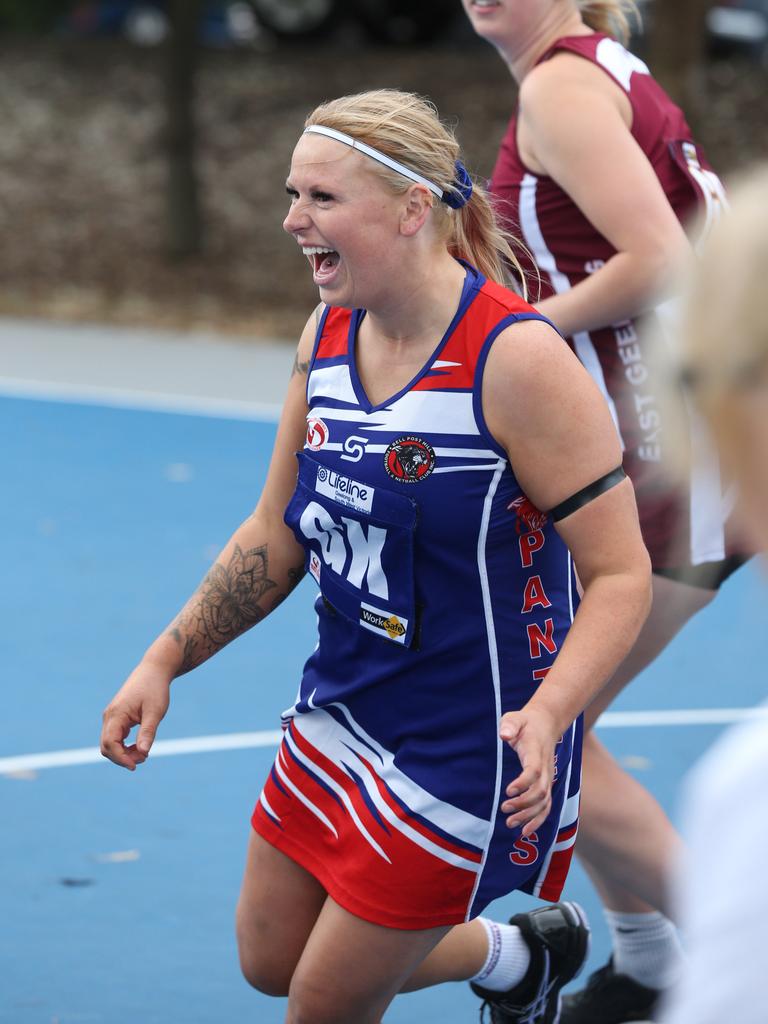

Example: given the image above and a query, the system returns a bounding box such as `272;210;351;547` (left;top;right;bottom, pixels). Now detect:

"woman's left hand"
499;706;561;837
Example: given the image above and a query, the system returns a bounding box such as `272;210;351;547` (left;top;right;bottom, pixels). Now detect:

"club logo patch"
306;417;329;451
383;436;435;483
507;495;548;534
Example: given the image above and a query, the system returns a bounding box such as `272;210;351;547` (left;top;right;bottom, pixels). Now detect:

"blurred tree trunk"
165;0;203;259
647;0;712;131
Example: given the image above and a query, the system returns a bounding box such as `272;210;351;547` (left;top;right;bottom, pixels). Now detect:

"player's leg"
584;572;715;729
286;895;450;1024
577;732;682;916
561;573;715;1023
235;829;327;995
576;572;714;916
407;905;590;1022
236;833;491;1020
399;919;489;989
290;897;590;1024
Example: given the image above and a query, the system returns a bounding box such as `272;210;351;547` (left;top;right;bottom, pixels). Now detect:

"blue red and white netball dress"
491;32;745;576
251;263;583;929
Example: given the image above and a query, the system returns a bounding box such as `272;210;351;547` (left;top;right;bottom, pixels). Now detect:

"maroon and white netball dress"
491;32;743;579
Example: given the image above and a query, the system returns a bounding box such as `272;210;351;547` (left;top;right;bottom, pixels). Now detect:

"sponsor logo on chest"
315;465;374;514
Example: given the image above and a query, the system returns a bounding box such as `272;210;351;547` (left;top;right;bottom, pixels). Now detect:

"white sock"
470;917;531;992
605;909;684;990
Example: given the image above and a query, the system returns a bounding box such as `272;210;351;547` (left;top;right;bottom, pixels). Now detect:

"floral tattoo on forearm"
166;543;303;673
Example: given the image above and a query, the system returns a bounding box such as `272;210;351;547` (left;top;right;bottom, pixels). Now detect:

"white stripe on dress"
594;36;650;89
654;297;726;564
258;790;282;824
518;174;624;447
307;364;358;405
283;727;392;863
532;720;577;899
300;697;491;847
274;746;338;838
467;462;507;919
311;389;481;437
288;719;481;872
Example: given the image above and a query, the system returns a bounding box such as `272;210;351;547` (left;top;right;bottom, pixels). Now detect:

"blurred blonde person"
661;164;768;1023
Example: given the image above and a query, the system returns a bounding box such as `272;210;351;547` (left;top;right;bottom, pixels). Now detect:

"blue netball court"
2;320;766;1023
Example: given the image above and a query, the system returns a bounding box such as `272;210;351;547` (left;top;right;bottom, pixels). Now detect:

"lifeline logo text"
315;466;374;514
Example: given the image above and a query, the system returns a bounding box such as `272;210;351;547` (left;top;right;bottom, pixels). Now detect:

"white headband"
303;124;444;200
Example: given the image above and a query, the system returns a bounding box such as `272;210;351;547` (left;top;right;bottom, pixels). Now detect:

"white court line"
0;376;283;422
601;707;768;727
0;730;284;774
3;708;768;774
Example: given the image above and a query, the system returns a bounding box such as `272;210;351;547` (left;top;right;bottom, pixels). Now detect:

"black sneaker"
559;958;660;1023
470;902;590;1023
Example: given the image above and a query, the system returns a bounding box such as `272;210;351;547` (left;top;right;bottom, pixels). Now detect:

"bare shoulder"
482;317;613;443
520;50;625;118
484;317;578;392
482;318;622;510
519;52;632;172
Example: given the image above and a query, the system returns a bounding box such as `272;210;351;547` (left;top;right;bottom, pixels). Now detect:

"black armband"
549;466;627;522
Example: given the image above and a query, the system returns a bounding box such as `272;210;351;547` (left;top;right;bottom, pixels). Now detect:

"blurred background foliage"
0;0;766;339
0;0;72;30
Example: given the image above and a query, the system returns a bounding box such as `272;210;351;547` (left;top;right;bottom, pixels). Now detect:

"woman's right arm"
517;54;691;337
100;311;319;770
483;318;652;834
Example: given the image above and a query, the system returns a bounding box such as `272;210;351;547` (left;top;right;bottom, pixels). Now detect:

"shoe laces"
478;950;558;1024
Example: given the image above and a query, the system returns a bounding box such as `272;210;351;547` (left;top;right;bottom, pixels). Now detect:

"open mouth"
302;245;341;285
471;0;501;8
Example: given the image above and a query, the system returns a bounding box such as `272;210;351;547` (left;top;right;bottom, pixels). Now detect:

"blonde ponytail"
577;0;641;45
449;183;528;297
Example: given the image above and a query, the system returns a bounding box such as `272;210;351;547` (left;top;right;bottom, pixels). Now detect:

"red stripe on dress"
351;747;484;865
252;734;478;926
538;846;577;902
557;822;578;842
315;307;351;360
411;282;539;392
288;720;482;864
